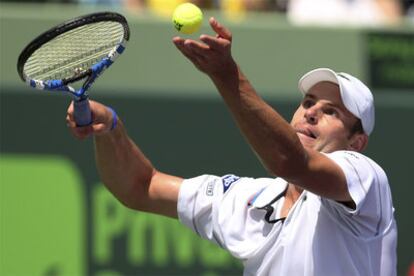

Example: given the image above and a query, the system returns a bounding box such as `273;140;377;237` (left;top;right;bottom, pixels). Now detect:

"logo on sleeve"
206;181;215;196
222;174;240;193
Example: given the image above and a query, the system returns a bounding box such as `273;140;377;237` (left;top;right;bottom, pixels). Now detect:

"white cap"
298;68;375;135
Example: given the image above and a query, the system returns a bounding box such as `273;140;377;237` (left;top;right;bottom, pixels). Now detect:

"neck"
286;183;303;201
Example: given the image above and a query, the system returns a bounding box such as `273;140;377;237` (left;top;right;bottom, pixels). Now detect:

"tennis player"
66;17;397;275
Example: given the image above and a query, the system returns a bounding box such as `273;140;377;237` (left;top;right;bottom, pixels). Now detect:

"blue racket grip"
74;98;92;126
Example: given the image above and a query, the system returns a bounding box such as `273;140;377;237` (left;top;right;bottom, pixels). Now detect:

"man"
67;17;397;275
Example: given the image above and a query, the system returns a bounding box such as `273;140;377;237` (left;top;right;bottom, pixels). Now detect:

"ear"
348;133;368;152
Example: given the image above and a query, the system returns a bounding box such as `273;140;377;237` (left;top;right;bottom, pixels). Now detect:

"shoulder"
323;150;393;215
181;174;275;197
325;150;387;181
324;150;391;207
326;150;374;164
321;151;396;238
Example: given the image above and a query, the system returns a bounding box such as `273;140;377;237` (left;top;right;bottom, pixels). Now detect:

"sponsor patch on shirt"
222;174;240;193
206;181;215;196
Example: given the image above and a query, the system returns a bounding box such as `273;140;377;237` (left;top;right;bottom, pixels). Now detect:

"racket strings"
24;21;125;81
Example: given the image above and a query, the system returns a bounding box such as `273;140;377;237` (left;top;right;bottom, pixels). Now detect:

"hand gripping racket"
17;12;130;126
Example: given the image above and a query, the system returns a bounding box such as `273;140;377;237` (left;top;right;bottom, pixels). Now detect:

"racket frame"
17;12;130;126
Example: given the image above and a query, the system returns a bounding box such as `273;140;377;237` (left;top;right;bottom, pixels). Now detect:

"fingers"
184;39;209;58
67;124;94;140
184;39;209;50
68;123;109;140
173;36;209;71
172;36;184;47
199;35;230;51
173;37;195;60
209;17;232;41
173;36;207;60
67;101;74;114
173;19;232;56
172;19;233;75
66;111;93;139
174;35;230;62
66;100;113;139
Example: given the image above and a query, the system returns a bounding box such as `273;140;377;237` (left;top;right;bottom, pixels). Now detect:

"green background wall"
1;3;413;275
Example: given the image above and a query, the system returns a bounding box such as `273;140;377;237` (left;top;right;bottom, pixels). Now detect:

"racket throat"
63;69;92;85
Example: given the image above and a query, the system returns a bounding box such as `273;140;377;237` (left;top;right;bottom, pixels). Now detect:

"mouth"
296;127;317;139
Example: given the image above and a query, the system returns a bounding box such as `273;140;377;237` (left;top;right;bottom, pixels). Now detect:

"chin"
299;138;316;150
320;146;341;153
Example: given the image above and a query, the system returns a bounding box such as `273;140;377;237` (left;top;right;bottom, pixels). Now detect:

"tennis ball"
172;3;203;34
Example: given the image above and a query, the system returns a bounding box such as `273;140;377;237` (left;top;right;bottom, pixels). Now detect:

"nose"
304;104;320;125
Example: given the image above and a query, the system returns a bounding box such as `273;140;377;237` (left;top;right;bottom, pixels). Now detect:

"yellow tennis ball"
172;3;203;34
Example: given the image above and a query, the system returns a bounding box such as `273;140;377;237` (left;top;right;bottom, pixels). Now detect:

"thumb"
209;17;232;41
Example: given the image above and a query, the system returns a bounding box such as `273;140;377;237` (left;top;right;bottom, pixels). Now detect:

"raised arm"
173;18;306;177
66;100;183;218
173;18;353;203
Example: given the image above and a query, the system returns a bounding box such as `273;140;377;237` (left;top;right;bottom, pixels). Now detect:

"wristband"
107;107;118;131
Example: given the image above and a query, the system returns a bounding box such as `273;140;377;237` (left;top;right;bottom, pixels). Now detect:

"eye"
302;99;314;109
324;107;339;117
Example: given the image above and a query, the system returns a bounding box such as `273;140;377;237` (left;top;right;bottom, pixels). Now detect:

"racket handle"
74;98;92;126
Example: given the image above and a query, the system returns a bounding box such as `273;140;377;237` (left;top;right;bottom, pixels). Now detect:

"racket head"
17;12;130;95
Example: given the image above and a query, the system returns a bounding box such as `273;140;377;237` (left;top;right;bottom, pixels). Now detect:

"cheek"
323;126;350;144
323;115;348;131
290;108;304;124
319;119;349;138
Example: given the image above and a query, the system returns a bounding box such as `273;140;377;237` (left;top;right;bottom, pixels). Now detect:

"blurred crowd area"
2;0;413;26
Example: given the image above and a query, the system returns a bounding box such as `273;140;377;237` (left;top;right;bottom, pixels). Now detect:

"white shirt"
177;151;397;276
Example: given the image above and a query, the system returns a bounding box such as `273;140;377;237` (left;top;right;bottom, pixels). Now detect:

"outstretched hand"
66;100;115;139
173;17;237;79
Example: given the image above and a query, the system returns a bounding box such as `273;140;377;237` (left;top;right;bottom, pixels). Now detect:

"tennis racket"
17;12;130;126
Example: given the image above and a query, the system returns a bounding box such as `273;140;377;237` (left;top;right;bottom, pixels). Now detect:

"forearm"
94;119;155;209
210;65;308;178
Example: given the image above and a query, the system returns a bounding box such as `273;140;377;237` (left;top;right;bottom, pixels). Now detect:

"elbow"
119;198;141;211
115;168;156;211
121;189;149;212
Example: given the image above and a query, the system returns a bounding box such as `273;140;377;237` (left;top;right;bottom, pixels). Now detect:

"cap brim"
299;68;340;95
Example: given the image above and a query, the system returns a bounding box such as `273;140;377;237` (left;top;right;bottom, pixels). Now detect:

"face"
291;81;361;153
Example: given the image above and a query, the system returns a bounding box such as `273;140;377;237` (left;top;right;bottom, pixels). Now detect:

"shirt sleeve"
321;151;394;237
177;175;219;242
177;174;278;258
